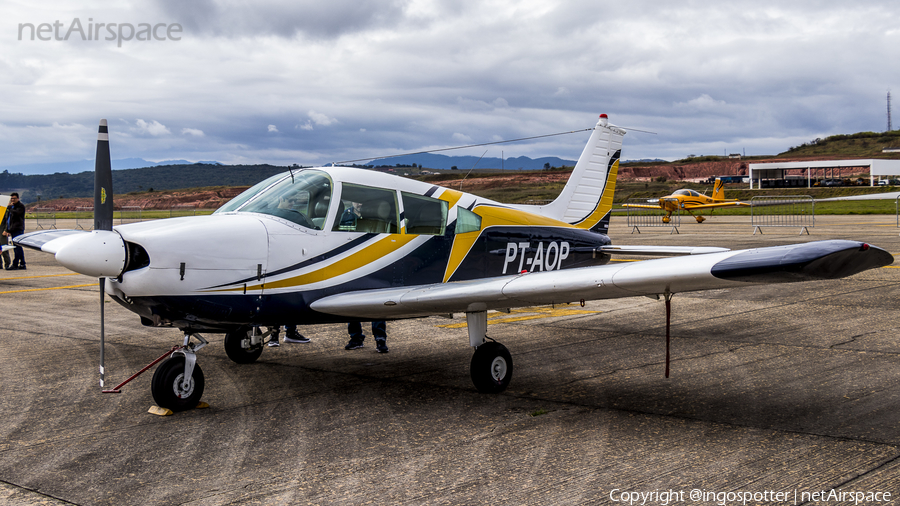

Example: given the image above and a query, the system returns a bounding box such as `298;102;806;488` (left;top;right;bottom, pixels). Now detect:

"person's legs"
283;324;310;344
372;321;388;353
345;321;365;349
10;231;24;269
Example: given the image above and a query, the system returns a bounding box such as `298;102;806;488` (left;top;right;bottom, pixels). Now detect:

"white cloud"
308;111;338;126
268;124;279;133
451;132;473;143
135;119;171;137
3;1;900;169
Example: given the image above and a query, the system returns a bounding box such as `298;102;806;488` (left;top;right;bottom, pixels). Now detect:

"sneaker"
18;265;25;270
283;332;310;344
375;340;389;353
345;339;364;350
267;338;280;347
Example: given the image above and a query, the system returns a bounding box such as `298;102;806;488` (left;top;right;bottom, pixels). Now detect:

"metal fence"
896;196;900;228
169;205;197;218
750;196;814;235
75;207;94;230
32;207;57;230
118;206;142;224
624;199;681;234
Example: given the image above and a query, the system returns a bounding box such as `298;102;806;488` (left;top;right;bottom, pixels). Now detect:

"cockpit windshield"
673;189;700;197
215;170;333;230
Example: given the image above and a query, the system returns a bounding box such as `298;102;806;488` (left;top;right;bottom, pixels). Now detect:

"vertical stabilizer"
523;114;625;234
94;119;113;232
712;178;725;200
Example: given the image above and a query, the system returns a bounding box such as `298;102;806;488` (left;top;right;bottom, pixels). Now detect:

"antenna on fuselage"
459;150;487;191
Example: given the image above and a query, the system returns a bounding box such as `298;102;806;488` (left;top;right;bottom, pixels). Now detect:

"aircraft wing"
621;203;662;209
599;245;730;256
311;240;892;320
12;229;88;252
682;201;750;210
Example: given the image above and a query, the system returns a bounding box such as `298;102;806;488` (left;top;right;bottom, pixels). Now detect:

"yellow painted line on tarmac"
437;305;600;329
0;283;95;295
0;273;80;280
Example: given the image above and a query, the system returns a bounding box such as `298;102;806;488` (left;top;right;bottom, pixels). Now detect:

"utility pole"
888;90;893;132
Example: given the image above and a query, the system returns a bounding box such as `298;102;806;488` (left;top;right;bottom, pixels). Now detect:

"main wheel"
224;326;263;364
151;356;205;412
470;342;513;393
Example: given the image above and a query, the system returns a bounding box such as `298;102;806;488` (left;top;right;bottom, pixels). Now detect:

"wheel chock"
197;401;209;409
148;405;174;416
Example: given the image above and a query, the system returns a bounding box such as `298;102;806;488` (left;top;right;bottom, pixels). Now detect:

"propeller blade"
94;119;113;389
94;119;113;232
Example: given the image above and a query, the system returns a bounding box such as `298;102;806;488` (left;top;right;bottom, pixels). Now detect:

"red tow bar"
102;345;181;394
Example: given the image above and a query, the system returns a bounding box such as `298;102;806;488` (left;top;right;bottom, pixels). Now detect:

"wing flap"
600;245;730;256
310;240;892;320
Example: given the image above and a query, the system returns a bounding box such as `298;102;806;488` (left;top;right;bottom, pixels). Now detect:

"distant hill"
780;130;900;157
367;153;576;171
0;157;212;176
0;163;287;203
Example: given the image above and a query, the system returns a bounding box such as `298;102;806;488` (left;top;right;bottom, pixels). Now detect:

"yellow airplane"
624;178;750;223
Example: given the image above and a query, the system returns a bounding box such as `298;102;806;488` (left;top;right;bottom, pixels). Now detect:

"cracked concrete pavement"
2;215;900;504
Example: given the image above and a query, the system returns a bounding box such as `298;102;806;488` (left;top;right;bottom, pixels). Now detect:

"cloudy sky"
3;0;900;173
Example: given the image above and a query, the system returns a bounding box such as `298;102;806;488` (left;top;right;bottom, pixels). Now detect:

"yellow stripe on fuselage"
223;234;420;292
573;159;619;229
442;205;576;282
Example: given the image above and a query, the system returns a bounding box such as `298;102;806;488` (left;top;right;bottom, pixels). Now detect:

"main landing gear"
223;325;278;364
466;311;513;393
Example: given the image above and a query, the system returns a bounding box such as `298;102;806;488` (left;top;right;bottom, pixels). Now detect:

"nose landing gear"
150;332;207;412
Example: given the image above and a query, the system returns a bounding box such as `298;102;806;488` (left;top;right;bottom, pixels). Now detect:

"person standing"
267;324;311;347
345;321;388;353
3;193;26;270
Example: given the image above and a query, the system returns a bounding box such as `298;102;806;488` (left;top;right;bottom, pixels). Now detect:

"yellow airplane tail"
712;178;725;200
522;114;625;234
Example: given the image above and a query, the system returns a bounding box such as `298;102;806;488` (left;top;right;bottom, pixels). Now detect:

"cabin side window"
333;184;399;234
455;207;482;234
401;192;447;235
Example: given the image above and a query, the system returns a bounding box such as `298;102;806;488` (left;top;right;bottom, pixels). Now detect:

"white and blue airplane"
11;115;893;412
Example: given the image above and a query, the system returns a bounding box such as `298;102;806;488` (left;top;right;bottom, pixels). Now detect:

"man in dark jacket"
3;193;26;270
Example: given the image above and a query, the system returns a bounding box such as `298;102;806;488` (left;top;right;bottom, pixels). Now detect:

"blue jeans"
8;230;24;268
348;321;386;342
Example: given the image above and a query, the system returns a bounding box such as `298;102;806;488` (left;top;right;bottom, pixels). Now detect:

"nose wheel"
151;355;205;412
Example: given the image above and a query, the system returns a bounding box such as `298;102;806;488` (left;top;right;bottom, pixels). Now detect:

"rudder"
525;114;625;234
